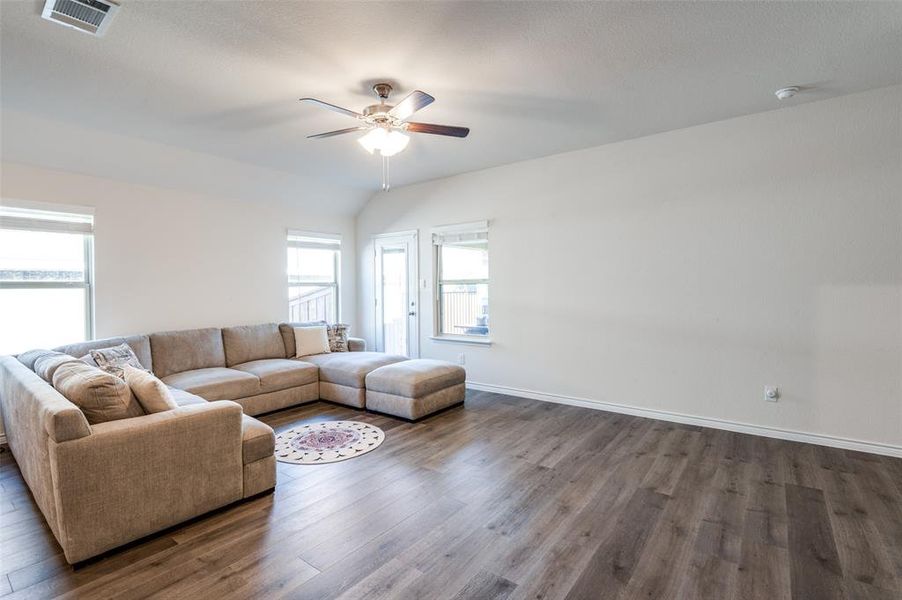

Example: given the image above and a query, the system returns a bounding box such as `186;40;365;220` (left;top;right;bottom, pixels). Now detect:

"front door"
374;232;418;357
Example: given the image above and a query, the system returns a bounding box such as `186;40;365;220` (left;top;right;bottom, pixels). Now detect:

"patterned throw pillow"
90;343;145;379
327;324;350;352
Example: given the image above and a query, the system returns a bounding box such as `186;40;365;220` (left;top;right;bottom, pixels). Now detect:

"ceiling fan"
300;83;469;190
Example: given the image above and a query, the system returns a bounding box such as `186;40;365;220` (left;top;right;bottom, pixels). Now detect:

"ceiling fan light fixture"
357;127;409;157
379;130;410;157
358;127;386;154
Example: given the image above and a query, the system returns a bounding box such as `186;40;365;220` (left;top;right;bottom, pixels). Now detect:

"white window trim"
0;202;96;343
286;229;342;322
432;220;491;344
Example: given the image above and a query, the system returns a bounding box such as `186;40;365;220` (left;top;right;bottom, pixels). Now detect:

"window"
287;231;340;323
433;222;489;340
0;205;94;354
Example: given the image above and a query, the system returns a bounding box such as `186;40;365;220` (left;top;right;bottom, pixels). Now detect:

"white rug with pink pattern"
274;421;385;465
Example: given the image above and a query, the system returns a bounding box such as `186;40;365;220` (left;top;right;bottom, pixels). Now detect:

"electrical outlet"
764;386;779;402
458;353;466;365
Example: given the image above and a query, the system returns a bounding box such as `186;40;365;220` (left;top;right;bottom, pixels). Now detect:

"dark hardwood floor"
1;390;901;599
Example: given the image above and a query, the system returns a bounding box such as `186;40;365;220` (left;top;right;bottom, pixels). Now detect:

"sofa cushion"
55;335;153;373
366;359;466;398
161;367;260;401
278;321;326;358
52;361;145;424
17;349;56;371
241;415;275;464
299;352;408;388
122;365;178;413
150;328;226;378
33;352;78;382
222;323;286;367
232;359;319;394
167;386;208;407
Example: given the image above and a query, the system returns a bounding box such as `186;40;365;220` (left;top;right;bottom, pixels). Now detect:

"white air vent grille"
42;0;119;36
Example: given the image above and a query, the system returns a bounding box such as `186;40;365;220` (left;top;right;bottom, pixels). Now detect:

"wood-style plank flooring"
1;390;901;599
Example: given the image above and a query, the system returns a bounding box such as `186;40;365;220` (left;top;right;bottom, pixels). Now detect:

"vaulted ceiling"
2;1;901;192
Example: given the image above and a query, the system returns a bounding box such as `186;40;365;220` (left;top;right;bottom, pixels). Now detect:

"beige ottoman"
365;359;466;420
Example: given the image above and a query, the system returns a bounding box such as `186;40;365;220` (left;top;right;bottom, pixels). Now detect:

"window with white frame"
433;222;489;339
287;231;340;323
0;205;94;355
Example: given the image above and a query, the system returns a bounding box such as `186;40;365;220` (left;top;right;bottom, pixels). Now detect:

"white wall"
357;85;902;450
1;162;360;339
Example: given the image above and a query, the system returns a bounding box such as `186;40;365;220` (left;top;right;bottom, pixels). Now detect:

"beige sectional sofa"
0;321;462;565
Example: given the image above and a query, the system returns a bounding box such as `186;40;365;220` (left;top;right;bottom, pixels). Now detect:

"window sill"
429;335;493;346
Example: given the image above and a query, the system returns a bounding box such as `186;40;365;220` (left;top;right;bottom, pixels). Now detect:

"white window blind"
432;221;488;246
288;230;341;250
0;205;94;235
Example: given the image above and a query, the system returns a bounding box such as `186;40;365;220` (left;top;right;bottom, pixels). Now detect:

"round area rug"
274;421;385;465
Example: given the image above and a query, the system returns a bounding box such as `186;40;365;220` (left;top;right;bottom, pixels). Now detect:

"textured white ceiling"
2;1;901;191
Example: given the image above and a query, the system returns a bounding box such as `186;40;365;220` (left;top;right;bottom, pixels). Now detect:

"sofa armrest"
49;401;244;563
348;337;366;352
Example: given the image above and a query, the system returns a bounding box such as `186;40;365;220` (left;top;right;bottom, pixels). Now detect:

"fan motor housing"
363;104;393;118
363;104;398;128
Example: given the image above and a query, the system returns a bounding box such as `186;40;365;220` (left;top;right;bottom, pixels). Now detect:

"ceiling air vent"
41;0;120;36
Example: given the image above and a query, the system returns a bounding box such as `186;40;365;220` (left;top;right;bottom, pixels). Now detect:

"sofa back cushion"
278;321;326;359
34;352;80;383
16;349;60;371
55;335;154;373
150;327;226;378
222;323;286;366
52;361;145;424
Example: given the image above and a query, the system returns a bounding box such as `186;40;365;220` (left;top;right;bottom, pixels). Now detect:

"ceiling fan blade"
388;90;435;121
299;98;363;120
307;126;367;139
405;122;470;138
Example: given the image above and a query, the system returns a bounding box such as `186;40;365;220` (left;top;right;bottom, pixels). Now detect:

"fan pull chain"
381;155;391;192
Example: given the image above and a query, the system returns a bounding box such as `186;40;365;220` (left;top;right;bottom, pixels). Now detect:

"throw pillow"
293;325;331;357
79;354;98;367
52;361;145;424
122;365;178;414
33;352;79;383
327;323;350;352
90;343;145;378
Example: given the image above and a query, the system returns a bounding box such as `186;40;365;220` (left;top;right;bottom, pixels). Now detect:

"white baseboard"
466;381;902;459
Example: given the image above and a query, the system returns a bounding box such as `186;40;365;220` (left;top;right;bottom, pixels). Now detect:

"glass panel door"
374;232;418;357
